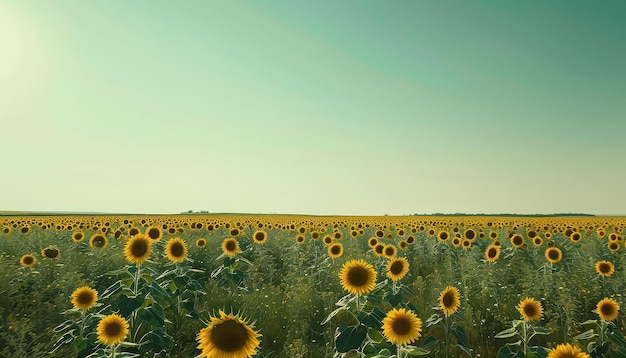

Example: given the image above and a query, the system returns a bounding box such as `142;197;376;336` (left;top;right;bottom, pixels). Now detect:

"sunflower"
570;232;582;243
533;237;543;247
547;343;589;358
328;243;343;259
368;237;379;248
608;241;620;252
20;254;36;267
381;308;422;346
439;286;461;316
41;246;60;259
97;313;129;345
464;229;476;241
145;226;163;241
128;227;140;237
252;230;267;244
489;231;498;240
510;234;525;248
338;259;377;295
398;240;408;250
517;297;543;321
196;310;261;358
595;261;615;277
461;239;472;249
451;237;461;248
89;234;108;249
323;235;333;245
545;247;562;263
373;243;385;256
165;237;188;263
383;245;397;258
596;297;620;321
72;232;85;243
295;235;306;244
196;238;207;248
222;238;241;257
485;245;500;262
124;234;152;264
71;286;98;310
387;257;409;281
437;231;449;242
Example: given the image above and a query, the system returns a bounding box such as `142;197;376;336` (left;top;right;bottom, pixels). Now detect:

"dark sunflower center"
375;245;384;254
599;263;611;273
197;240;206;247
78;292;93;304
93;237;106;247
170;242;185;257
129;228;139;236
524;304;537;317
442;292;454;307
384;247;395;256
601;303;615;316
131;240;149;257
226;241;237;251
105;322;122;337
147;228;160;240
331;246;341;255
212;320;247;352
74;233;83;240
548;250;560;260
254;232;265;242
513;236;523;246
347;266;369;287
488;248;497;258
392;317;411;335
439;232;448;240
390;261;404;275
45;249;59;258
23;256;34;265
465;230;475;240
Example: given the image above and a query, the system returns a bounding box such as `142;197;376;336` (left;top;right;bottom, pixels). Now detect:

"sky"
1;1;625;216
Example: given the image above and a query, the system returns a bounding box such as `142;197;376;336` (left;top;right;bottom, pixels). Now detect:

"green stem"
522;321;528;356
444;315;450;358
111;344;116;358
397;344;403;358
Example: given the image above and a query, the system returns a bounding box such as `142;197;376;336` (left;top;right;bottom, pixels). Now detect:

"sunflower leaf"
335;324;367;353
573;329;597;340
403;345;430;355
494;327;518;339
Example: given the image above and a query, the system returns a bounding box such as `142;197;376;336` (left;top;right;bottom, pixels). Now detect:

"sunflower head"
485;245;500;262
381;308;422;346
89;234;108;249
124;234;153;264
165;237;188;263
387;257;409;281
145;226;163;241
71;286;98;310
97;313;129;345
222;238;242;257
545;247;562;263
383;245;397;258
196;310;261;358
510;234;525;248
547;343;589;358
595;261;615;277
438;231;449;242
328;243;343;259
517;297;543;321
72;232;85;242
439;286;461;316
20;254;36;267
338;259;377;295
41;246;60;259
196;238;207;248
252;230;267;244
596;297;620;321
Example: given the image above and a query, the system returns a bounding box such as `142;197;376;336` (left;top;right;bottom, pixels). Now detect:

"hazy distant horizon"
2;1;624;216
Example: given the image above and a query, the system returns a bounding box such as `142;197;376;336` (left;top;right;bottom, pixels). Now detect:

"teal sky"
1;1;624;216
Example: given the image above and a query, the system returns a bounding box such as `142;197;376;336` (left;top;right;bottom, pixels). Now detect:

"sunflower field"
1;214;625;358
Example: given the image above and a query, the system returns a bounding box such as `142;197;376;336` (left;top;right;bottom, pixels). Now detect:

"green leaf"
422;336;440;349
573;329;597;340
450;325;467;346
453;344;473;357
117;295;143;317
581;319;598;325
403;345;430;355
606;329;626;346
532;327;551;335
321;307;355;326
335;324;367;353
495;327;518;339
358;307;386;330
425;313;443;327
138;304;165;327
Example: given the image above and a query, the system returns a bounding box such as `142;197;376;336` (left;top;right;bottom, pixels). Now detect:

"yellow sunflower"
328;243;343;259
41;246;60;259
20;254;36;267
145;226;163;241
368;237;379;248
510;234;525;248
383;245;397;258
72;231;85;243
196;238;207;248
165;237;187;263
437;231;449;242
252;230;267;244
517;297;543;321
545;247;562;263
97;313;129;345
222;238;242;257
338;259;377;295
196;310;261;358
596;297;620;321
124;234;152;264
89;234;108;249
381;308;422;346
485;245;500;262
608;241;620;252
71;286;98;310
439;286;461;316
386;257;409;281
547;343;589;358
595;261;615;277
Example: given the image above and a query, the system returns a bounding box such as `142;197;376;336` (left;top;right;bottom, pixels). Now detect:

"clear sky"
1;1;624;216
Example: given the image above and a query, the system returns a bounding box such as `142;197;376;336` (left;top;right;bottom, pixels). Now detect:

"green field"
1;215;625;358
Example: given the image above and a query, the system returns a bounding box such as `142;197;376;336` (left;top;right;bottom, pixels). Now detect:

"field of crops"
1;215;625;358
